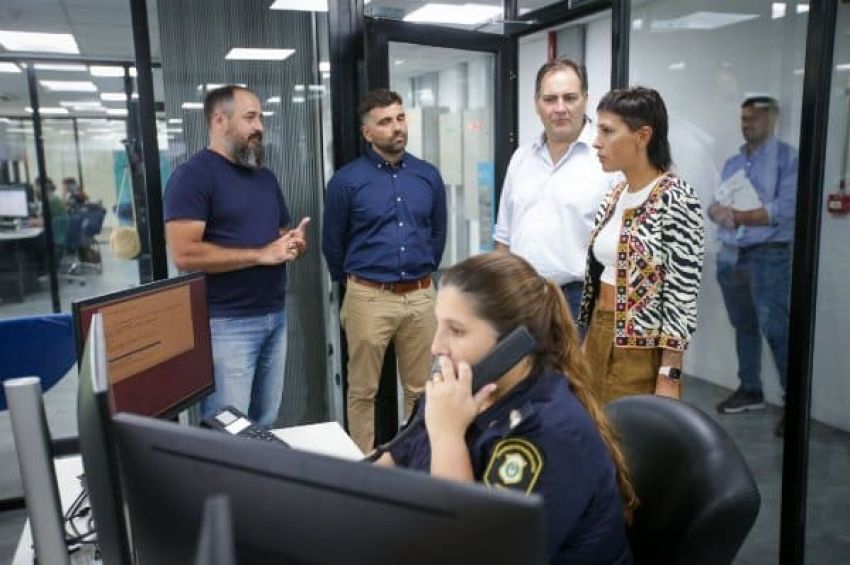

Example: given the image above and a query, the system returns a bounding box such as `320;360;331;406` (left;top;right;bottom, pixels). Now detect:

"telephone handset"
468;326;537;393
364;326;537;462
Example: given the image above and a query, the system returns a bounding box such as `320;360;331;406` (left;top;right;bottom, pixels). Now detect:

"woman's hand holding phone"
425;356;497;443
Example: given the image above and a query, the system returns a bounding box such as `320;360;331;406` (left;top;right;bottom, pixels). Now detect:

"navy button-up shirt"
389;369;632;564
322;145;447;283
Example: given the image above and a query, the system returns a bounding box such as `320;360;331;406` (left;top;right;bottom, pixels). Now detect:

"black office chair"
606;395;760;565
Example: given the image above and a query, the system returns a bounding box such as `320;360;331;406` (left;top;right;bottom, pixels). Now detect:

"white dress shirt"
494;121;620;285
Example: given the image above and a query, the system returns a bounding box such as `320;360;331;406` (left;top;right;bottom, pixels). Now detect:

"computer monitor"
112;413;547;565
76;313;133;565
0;184;29;218
72;272;214;418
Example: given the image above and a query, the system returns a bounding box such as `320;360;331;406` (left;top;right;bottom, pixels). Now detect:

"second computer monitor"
0;185;29;218
72;272;213;418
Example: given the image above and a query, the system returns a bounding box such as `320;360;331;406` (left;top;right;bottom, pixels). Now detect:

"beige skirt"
584;307;662;405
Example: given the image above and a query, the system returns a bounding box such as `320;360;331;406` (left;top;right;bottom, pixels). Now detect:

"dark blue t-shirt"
164;149;291;317
389;370;632;565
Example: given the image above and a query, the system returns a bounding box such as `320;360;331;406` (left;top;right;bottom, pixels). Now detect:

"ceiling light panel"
0;31;79;54
225;48;295;61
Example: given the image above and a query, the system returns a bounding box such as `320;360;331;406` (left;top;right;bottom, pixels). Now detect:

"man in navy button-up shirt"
322;89;447;451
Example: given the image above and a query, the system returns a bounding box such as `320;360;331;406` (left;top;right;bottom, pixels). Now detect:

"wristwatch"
659;366;682;381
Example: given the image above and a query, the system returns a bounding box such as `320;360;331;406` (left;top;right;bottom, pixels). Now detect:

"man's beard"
374;131;407;156
231;136;265;169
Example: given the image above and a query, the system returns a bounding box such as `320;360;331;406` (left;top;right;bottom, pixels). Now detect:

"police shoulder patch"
483;438;543;494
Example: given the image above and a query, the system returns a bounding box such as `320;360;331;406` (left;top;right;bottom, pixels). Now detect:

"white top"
494;121;620;285
593;179;659;285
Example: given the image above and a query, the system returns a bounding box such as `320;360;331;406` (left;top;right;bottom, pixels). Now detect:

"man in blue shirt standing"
164;85;309;426
323;89;447;452
709;96;798;436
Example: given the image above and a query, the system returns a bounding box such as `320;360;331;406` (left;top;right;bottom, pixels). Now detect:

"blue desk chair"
0;314;76;410
0;314;78;510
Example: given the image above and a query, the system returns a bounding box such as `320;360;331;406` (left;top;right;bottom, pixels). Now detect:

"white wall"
518;34;548;147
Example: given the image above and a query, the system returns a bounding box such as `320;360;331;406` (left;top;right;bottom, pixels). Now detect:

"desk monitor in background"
77;313;132;564
0;184;29;218
112;413;547;565
72;272;214;418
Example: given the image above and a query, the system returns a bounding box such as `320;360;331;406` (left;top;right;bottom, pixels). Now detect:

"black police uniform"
389;369;632;565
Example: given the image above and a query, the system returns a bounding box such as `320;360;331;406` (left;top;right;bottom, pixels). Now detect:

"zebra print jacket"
578;172;705;351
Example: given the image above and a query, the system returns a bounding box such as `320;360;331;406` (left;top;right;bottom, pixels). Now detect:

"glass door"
363;17;515;442
365;18;515;269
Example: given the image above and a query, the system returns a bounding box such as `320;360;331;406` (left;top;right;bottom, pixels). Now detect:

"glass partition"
630;2;809;562
807;1;850;561
389;42;496;267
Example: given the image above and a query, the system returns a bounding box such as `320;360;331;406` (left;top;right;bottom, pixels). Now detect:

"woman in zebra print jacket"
578;87;705;404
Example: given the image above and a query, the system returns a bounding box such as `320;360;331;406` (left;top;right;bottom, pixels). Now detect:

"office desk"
0;227;44;303
13;421;361;563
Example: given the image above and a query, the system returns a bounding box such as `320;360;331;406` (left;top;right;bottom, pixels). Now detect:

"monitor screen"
0;185;29;218
76;313;133;564
112;413;547;565
73;272;213;418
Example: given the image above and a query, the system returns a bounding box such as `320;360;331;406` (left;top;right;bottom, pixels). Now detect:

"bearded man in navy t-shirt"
164;85;309;425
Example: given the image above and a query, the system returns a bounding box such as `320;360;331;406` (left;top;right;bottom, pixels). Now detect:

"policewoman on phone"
376;252;635;564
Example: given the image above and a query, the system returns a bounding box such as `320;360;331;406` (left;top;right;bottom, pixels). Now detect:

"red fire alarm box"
828;181;850;215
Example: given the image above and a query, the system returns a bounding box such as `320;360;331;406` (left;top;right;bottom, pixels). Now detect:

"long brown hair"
441;252;638;522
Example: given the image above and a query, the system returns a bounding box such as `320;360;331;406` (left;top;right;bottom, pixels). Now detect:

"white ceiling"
0;0;161;116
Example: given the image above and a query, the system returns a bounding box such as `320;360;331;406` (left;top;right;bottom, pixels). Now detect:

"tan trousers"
340;279;436;452
584;308;661;405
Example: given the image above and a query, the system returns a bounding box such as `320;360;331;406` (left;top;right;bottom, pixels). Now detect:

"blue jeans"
716;243;790;394
202;310;287;426
561;282;585;338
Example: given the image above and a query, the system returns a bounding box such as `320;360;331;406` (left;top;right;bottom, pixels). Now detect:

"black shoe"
775;415;784;437
717;388;765;414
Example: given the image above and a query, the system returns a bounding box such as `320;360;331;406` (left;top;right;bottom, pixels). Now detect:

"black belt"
740;242;789;251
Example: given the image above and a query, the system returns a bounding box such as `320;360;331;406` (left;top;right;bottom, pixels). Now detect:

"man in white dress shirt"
494;58;618;322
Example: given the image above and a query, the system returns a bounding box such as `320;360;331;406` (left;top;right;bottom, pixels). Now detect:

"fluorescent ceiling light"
294;84;305;91
89;65;136;77
796;4;809;14
292;96;305;103
772;3;786;19
651;12;759;31
225;48;295;61
269;0;327;11
837;63;850;71
0;62;20;73
100;92;138;101
404;3;502;26
308;84;325;92
394;60;405;66
34;63;87;72
182;102;204;109
668;62;686;71
39;80;97;92
197;83;246;91
166;127;183;133
793;68;804;75
319;61;330;72
59;100;106;110
266;96;281;104
168;118;183;124
106;108;128;116
25;106;69;115
0;30;79;54
262;111;275;116
632;18;644;31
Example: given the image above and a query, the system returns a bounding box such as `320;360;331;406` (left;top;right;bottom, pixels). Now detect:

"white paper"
715;170;763;211
273;421;363;461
